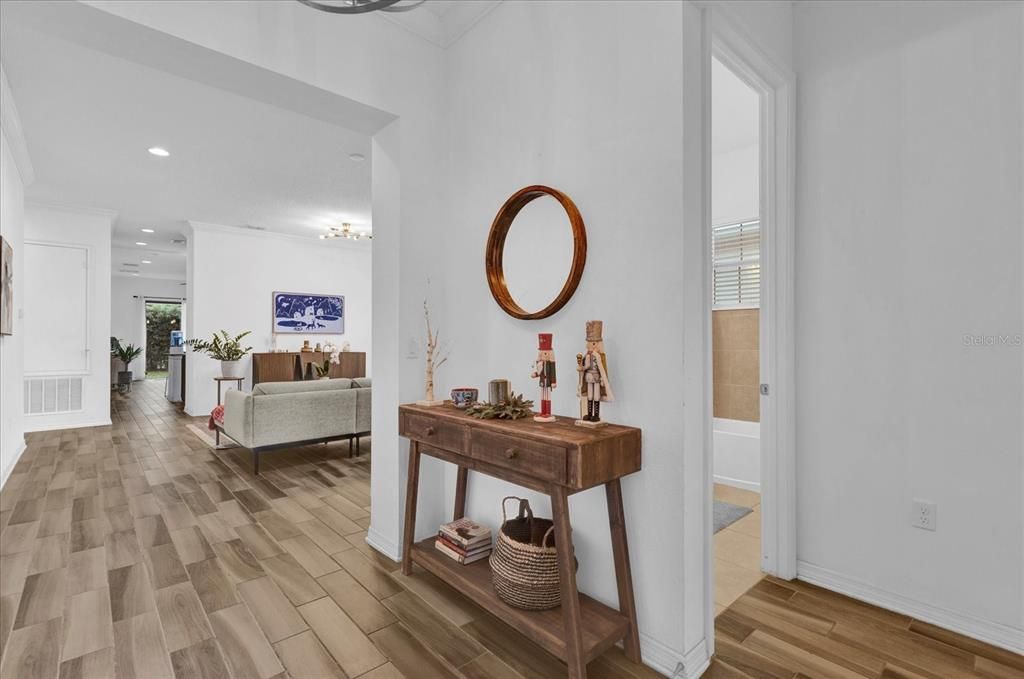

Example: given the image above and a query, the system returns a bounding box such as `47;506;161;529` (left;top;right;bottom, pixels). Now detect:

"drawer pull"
505;448;518;459
425;426;436;436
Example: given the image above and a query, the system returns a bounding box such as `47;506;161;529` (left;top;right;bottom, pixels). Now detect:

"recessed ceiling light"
148;147;170;157
136;242;148;246
348;153;366;162
141;260;152;264
141;228;155;233
132;273;140;276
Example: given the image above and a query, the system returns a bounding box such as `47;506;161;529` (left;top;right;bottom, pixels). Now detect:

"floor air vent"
24;377;84;414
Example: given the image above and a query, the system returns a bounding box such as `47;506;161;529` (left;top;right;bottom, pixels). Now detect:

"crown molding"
0;67;36;186
25;200;119;221
111;270;187;282
188;220;371;247
377;1;501;48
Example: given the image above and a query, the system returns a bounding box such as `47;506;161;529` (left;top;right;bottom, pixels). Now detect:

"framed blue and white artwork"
272;292;345;334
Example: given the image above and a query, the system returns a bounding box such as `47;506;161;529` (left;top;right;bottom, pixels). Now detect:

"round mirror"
485;186;587;320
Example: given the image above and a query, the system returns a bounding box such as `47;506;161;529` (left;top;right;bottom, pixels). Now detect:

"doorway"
710;55;763;616
144;300;181;380
704;5;797;640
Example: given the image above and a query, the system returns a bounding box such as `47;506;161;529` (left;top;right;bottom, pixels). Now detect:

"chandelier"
296;0;426;14
321;223;372;241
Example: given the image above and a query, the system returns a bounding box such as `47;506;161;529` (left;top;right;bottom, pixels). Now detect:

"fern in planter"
185;330;253;378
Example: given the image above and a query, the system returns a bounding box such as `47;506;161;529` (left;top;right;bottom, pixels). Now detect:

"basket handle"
542;526;556;548
501;496;533;522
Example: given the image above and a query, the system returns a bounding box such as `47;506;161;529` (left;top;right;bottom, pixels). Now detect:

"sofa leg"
355;435;361;456
348;437;353;458
253;451;260;475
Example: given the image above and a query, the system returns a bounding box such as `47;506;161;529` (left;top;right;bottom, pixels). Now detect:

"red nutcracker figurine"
531;333;557;422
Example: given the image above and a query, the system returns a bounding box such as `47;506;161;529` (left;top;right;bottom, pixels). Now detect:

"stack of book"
435;518;492;564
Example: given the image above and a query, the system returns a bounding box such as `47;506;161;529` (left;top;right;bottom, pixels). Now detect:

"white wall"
0;122;28;487
23;204;113;431
185;223;372;416
795;0;1023;649
712;144;758;226
110;275;185;378
441;1;691;668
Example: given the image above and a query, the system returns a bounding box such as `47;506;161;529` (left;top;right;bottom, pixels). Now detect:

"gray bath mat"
714;500;752;533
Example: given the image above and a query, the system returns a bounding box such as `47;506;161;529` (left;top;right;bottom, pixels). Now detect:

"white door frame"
703;2;797;642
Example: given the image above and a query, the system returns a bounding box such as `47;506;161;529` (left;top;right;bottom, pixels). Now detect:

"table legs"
453;466;469;520
401;441;421;576
606;479;641;661
551;485;587;679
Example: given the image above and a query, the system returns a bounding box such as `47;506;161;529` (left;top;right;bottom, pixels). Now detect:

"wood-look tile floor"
0;380;662;679
706;576;1024;678
2;381;1020;678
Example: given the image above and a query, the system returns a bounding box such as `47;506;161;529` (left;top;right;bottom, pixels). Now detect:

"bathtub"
713;417;760;492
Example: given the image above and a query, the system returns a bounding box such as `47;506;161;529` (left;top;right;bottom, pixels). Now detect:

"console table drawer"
402;413;468;451
470;430;566;484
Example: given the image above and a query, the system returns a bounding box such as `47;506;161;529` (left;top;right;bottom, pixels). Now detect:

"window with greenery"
145;302;181;374
712;219;760;308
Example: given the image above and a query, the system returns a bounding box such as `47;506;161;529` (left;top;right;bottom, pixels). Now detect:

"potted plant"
314;360;332;380
112;338;143;389
314;347;340;380
185;330;253;378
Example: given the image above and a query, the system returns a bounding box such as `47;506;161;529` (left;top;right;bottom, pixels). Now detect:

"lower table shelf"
409;538;630;665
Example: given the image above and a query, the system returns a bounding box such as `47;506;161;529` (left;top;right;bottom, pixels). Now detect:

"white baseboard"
713;474;761;493
797;561;1024;654
637;633;708;678
365;526;401;562
0;438;28;490
23;418;112;433
638;633;684;676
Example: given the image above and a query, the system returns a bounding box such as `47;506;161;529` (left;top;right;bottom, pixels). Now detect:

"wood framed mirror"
485;185;587;320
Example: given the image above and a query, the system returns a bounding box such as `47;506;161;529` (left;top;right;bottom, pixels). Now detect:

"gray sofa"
221;377;371;473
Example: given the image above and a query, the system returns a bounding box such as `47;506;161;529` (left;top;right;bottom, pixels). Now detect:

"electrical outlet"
912;499;937;531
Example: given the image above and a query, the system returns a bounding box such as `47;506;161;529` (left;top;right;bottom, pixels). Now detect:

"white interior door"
23;242;89;375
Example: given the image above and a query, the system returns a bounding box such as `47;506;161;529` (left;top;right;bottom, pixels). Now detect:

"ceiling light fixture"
296;0;424;14
142;260;152;264
320;222;372;241
136;242;148;246
148;147;170;157
348;153;366;162
141;228;155;233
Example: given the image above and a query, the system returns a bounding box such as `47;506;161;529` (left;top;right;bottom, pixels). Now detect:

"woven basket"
490;497;572;610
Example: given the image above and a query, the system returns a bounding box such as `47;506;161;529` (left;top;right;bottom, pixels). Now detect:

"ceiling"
1;20;373;280
376;0;501;48
712;57;759;155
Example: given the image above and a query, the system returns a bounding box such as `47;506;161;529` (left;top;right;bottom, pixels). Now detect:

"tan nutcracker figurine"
531;333;557;422
576;320;614;427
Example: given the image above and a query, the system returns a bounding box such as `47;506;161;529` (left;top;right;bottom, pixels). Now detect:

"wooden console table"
399;403;642;679
252;351;366;385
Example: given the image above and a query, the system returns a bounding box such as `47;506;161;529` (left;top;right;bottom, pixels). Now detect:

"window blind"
712;220;760;308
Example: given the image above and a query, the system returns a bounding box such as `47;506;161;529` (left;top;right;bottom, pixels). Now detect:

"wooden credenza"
398;403;642;679
251;351;366;385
